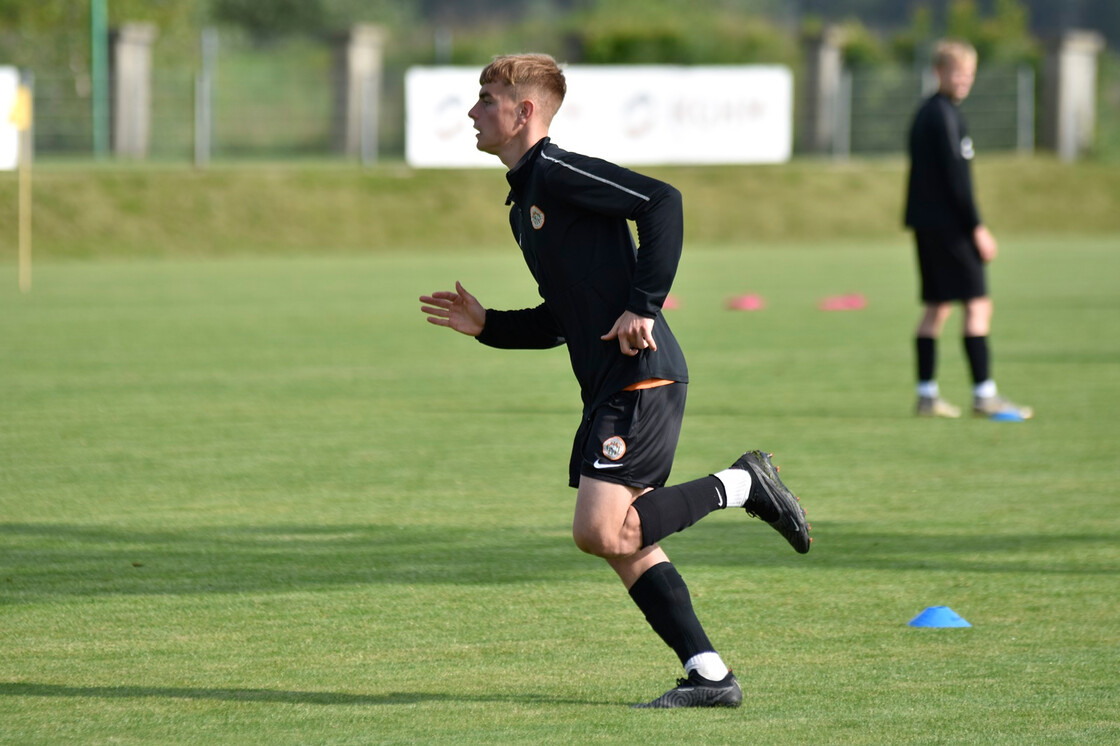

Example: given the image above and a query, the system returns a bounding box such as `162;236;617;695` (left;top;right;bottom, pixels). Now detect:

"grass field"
1;235;1118;744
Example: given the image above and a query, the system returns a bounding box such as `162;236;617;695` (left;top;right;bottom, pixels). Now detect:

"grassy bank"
0;156;1118;260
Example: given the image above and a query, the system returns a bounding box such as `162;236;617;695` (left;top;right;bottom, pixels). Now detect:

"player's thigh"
572;476;645;539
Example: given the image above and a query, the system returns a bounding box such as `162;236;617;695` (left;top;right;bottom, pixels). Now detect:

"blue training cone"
908;606;971;628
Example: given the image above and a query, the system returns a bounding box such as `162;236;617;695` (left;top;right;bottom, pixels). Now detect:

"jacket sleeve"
545;154;683;318
933;104;982;231
476;303;565;350
628;182;684;317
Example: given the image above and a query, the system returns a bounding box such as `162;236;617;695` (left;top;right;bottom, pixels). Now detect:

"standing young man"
419;54;811;708
905;39;1032;419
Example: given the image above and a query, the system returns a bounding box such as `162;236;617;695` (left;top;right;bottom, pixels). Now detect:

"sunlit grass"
1;238;1117;744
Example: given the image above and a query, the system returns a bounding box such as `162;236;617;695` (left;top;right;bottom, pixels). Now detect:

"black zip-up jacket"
904;93;982;234
476;137;688;416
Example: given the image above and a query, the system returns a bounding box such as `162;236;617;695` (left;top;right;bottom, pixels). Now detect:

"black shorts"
914;228;987;303
569;382;686;489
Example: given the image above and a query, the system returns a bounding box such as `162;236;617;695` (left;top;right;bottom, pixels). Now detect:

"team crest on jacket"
530;205;545;230
601;436;626;461
961;136;975;160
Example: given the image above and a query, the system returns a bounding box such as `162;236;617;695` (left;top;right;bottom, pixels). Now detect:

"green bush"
570;0;796;65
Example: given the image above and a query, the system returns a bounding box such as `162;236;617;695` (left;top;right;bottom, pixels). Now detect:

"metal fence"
837;64;1034;156
28;33;346;162
24;45;1036;163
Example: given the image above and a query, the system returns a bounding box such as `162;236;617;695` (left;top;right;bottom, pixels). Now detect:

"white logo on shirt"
961;136;975;160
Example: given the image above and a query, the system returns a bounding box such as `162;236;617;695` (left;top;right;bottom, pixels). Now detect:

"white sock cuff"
917;380;939;398
713;468;751;509
684;652;730;682
973;379;997;399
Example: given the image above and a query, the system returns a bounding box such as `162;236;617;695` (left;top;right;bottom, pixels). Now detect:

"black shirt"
477;137;689;416
905;93;982;234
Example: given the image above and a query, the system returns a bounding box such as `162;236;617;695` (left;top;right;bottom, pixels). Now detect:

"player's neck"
500;129;549;170
938;90;964;105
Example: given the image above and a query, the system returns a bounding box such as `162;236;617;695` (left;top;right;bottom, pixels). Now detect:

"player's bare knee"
571;525;605;555
917;303;952;336
964;297;992;335
572;525;625;558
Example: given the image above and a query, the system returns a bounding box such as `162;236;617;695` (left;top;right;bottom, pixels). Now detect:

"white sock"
917;380;939;398
684;652;730;682
973;379;997;399
713;467;751;508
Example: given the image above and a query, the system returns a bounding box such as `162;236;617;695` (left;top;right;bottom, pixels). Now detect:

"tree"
0;0;201;70
210;0;325;38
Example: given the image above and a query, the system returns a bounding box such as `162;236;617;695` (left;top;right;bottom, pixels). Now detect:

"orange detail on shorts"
622;378;676;392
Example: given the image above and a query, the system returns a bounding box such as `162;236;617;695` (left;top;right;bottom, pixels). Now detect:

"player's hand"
602;310;657;356
974;225;998;263
420;281;486;337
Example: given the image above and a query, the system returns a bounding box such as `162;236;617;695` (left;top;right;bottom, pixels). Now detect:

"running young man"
905;39;1032;419
419;54;811;708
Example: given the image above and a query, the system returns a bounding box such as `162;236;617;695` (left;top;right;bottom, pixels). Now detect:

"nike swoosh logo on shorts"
592;459;625;470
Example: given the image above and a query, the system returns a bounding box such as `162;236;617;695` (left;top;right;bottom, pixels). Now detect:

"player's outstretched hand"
420;281;486;337
602;310;657;356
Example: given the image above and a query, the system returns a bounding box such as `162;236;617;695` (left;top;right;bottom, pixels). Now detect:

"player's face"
468;83;521;155
938;58;976;103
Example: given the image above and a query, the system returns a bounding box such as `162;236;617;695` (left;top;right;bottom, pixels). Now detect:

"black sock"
631;476;726;549
963;336;990;384
627;562;714;666
916;336;936;383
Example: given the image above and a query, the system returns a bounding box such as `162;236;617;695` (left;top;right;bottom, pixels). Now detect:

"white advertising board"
0;66;20;170
406;65;792;168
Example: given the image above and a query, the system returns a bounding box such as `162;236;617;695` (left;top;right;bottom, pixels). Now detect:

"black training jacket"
904;93;982;233
476;137;688;416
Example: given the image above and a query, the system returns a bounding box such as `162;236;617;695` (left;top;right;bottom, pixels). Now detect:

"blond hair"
480;54;566;122
933;39;978;70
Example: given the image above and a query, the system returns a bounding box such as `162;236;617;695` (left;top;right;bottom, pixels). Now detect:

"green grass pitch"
1;236;1118;744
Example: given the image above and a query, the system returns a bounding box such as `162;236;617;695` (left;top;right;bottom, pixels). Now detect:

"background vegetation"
3;0;1114;69
0;156;1117;260
2;0;1119;161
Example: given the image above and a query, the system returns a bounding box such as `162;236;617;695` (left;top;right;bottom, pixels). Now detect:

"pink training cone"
726;294;765;311
818;293;867;311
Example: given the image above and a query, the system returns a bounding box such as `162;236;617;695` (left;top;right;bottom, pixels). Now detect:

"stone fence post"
799;26;846;155
1040;30;1105;161
333;25;387;162
111;23;158;159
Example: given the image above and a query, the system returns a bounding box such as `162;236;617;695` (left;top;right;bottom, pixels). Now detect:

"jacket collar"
504;136;550;205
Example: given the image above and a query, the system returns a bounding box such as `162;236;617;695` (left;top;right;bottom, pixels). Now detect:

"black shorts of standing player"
915;227;988;303
569;382;686;489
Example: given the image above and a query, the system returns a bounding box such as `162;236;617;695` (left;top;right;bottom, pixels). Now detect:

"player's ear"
517;98;535;125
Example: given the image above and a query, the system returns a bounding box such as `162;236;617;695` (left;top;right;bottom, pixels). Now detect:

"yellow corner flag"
15;82;33;292
11;84;32;131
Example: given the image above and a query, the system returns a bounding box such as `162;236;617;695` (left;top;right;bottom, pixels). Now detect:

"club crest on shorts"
530;205;545;230
601;436;626;461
